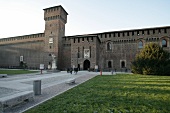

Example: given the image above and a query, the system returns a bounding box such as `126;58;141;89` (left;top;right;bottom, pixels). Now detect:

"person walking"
70;68;73;74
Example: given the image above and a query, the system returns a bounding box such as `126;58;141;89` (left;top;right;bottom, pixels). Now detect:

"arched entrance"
83;60;90;70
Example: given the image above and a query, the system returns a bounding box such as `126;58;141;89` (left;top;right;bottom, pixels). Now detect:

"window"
138;41;143;48
77;52;80;58
121;61;125;68
20;56;24;62
89;46;91;58
107;42;112;51
162;39;167;47
77;47;80;58
108;61;112;68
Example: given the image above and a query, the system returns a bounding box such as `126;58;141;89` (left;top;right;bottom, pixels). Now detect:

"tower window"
107;42;112;51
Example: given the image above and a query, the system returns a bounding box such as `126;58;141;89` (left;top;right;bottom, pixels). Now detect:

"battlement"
43;5;68;24
0;33;45;45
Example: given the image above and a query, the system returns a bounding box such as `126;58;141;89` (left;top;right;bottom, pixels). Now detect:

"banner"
84;49;90;58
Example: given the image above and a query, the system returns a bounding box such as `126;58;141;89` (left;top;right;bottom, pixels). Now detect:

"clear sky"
0;0;170;38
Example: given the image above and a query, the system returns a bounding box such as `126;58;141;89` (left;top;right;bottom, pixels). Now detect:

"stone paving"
0;71;113;113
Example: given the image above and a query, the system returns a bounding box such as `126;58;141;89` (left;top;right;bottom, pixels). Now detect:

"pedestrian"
70;68;73;74
67;68;69;73
74;68;78;74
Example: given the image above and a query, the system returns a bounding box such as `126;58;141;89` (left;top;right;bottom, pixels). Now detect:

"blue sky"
0;0;170;38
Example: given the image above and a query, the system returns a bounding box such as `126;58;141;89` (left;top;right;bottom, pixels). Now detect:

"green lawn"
0;69;39;75
25;74;170;113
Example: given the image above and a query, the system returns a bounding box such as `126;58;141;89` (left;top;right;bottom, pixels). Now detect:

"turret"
43;5;68;69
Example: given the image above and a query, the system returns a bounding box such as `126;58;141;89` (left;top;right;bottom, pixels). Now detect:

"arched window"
138;41;143;48
108;61;112;68
107;42;112;51
162;39;167;47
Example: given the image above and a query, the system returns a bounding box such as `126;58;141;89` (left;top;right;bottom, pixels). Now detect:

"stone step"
0;91;34;113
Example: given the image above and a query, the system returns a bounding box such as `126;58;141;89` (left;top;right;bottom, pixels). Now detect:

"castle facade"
0;5;170;71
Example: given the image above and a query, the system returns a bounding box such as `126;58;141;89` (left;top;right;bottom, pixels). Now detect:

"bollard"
100;70;102;76
33;80;41;95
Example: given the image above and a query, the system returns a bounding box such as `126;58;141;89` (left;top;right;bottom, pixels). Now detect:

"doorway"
83;60;90;70
121;61;125;68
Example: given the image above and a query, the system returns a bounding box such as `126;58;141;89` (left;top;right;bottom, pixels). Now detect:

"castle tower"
43;5;68;69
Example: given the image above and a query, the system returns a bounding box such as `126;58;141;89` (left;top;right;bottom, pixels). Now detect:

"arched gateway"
83;60;90;70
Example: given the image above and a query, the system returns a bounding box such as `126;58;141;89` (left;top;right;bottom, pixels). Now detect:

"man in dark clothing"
70;68;73;74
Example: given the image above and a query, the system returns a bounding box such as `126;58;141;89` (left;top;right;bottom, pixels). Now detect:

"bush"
131;43;170;75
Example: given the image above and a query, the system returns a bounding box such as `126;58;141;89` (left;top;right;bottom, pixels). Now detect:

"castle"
0;5;170;71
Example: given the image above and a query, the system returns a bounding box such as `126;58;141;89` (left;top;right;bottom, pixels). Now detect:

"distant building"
0;5;170;71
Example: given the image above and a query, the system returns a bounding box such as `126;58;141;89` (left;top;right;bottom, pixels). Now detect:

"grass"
25;74;170;113
0;69;39;75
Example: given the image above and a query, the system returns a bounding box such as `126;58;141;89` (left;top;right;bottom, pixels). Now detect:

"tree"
131;43;170;75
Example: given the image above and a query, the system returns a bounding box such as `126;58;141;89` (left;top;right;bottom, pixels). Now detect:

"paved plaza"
0;71;113;113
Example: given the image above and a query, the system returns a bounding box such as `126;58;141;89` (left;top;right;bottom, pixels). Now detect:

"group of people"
67;68;78;74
